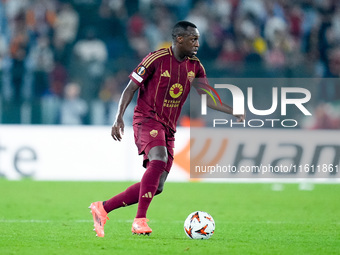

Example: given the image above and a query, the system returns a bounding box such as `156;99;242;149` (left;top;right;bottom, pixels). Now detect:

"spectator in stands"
25;0;56;37
29;35;54;123
127;13;150;58
304;103;340;129
216;38;243;72
92;75;133;126
0;34;7;95
60;82;88;125
53;2;79;65
265;39;286;74
73;27;108;101
30;36;54;97
49;60;68;98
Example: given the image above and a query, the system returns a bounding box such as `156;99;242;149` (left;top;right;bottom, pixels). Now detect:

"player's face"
180;27;200;58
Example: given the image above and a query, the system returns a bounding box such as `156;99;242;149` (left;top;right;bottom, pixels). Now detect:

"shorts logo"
187;71;195;82
137;65;146;76
150;130;158;138
169;83;183;98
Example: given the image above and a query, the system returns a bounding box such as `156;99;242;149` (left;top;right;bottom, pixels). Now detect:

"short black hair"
171;21;197;40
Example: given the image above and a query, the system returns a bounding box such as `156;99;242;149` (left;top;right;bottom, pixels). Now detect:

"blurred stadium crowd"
0;0;339;128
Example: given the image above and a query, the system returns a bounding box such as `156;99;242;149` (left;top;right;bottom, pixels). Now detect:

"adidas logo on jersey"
142;192;153;198
161;70;170;77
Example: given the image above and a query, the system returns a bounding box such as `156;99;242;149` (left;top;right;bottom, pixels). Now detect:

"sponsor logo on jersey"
169;83;183;98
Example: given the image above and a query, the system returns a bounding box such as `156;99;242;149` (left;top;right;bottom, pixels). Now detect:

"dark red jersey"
129;47;206;132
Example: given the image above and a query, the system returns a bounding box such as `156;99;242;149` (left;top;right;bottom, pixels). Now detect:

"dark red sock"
136;160;166;218
103;182;140;213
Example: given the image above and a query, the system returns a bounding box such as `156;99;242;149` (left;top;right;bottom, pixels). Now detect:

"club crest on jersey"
169;83;183;99
187;71;195;82
137;65;146;76
150;129;158;138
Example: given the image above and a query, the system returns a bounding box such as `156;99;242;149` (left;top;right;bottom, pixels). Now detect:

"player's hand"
234;114;245;122
111;117;124;141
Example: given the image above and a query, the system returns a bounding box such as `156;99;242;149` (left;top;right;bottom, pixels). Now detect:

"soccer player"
89;21;244;237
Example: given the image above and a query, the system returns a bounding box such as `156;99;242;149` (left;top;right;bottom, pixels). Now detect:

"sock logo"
142;192;153;198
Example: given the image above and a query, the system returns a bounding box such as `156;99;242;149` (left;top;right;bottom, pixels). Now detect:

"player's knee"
155;156;168;164
150;153;168;163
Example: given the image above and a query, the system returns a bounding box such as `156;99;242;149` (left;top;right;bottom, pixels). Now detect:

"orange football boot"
89;201;109;237
131;218;152;235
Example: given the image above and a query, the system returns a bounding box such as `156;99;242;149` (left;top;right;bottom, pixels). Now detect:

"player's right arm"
111;80;139;141
112;50;160;140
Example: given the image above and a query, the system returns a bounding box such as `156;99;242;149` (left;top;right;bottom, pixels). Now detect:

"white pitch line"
0;219;338;225
0;219;91;223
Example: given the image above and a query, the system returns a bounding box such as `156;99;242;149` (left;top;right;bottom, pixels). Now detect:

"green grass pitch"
0;180;339;255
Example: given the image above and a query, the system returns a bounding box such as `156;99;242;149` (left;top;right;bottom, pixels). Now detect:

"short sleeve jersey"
129;47;206;132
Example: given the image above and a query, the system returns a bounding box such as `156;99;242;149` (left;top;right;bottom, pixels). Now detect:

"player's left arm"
193;82;245;122
193;62;245;122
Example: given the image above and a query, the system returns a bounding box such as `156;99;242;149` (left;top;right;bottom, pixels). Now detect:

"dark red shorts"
133;118;175;170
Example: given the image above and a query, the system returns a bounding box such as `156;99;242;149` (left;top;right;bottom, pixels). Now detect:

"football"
184;211;215;239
